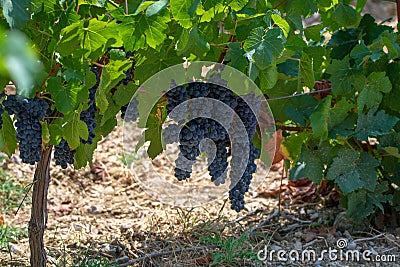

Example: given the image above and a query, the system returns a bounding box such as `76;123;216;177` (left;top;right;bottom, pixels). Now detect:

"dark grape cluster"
3;95;48;164
164;81;261;212
121;98;139;122
80;66;99;145
54;139;75;169
114;49;137;121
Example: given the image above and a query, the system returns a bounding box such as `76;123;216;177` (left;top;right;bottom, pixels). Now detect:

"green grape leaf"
227;0;249;11
282;132;308;162
73;135;100;169
310;96;332;140
41;121;50;144
355;106;400;140
347;182;391;221
298;51;315;90
287;0;317;17
258;64;278;91
329;112;357;138
74;144;89;169
326;148;364;194
331;3;359;27
202;0;220;11
328;28;361;60
0;112;17;157
145;0;168;17
304;24;323;41
47;77;82;114
382;31;400;60
48;119;63;146
96;116;117;137
59;19;119;59
134;47;183;84
327;149;379;194
289;148;324;183
357;72;392;113
113;83;138;107
176;26;210;57
96;60;130;115
133;1;154;15
271;13;290;38
285;95;318;126
382;62;400;113
170;0;193;28
118;9;170;51
1;0;30;29
357;152;379;191
356;0;367;13
326;57;353;95
359;14;392;45
136;114;163;159
63;108;89;149
328;98;354;130
350;41;371;61
243;27;285;70
225;42;247;72
304;46;326;72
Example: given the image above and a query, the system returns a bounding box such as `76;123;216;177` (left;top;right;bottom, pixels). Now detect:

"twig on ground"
116;245;216;267
279;223;301;233
248;210;279;234
235;208;262;223
282;214;312;224
352;233;385;244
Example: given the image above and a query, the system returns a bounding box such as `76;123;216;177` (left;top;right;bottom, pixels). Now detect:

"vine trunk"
28;146;52;267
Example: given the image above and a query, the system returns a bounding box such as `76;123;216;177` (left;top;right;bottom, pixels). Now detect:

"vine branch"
217;35;236;63
41;63;61;89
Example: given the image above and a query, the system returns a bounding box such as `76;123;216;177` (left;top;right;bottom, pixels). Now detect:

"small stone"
294;232;302;238
72;223;82;231
314;260;323;267
293;240;302;250
343;230;352;240
334;231;342;238
346;241;357;250
87;205;100;214
101;244;117;257
367;246;379;256
310;213;319;220
271;244;282;251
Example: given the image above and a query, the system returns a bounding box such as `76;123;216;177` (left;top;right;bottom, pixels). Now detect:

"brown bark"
28;146;52;267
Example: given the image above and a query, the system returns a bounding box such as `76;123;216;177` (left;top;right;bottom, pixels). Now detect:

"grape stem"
41;63;61;89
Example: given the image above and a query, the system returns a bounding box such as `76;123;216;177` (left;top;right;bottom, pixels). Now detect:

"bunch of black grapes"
54;65;100;169
54;139;75;169
164;81;261;212
80;65;100;145
107;49;139;122
3;95;48;164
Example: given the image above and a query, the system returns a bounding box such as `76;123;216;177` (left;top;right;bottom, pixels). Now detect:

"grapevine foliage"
0;0;399;219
